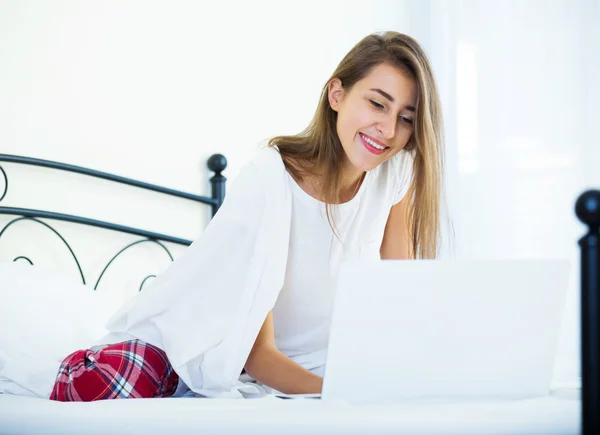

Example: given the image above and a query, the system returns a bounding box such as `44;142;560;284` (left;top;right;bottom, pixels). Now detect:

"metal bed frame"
575;189;600;435
0;153;227;290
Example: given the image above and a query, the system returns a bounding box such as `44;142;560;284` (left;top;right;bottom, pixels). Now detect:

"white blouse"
272;151;413;375
101;146;413;398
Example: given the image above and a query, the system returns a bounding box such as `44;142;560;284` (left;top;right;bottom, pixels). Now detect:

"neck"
292;157;365;204
341;162;364;189
336;158;366;202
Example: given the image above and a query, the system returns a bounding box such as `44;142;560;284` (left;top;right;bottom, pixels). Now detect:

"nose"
377;114;396;139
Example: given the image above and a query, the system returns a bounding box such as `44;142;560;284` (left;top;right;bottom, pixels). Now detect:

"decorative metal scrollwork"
139;274;157;292
0;165;7;202
0;153;223;292
0;216;175;291
94;239;174;290
0;216;86;284
13;256;33;265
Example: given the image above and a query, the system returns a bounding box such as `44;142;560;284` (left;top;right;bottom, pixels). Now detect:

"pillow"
0;261;119;397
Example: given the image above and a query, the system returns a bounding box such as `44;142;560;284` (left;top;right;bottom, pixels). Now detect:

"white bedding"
0;262;118;397
0;388;581;434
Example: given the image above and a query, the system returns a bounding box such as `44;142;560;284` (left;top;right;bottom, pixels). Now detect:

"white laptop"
318;259;570;405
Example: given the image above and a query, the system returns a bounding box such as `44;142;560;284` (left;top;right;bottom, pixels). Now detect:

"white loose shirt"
101;146;413;398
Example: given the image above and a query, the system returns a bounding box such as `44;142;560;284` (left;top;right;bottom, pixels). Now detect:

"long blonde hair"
269;31;444;259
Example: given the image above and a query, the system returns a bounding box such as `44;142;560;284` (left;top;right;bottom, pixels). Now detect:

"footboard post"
575;189;600;435
207;154;227;217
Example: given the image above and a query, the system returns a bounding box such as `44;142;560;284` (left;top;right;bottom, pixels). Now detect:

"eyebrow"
370;88;416;112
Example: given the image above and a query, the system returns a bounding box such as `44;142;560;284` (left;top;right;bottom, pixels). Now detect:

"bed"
0;153;586;434
0;391;582;435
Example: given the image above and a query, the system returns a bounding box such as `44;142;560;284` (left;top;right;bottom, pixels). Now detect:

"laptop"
317;259;570;405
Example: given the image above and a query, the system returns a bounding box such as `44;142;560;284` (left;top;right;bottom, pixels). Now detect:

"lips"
359;133;389;155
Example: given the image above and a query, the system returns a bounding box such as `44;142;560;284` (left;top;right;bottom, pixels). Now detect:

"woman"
50;30;444;401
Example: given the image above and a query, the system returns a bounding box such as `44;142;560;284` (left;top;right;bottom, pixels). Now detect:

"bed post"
207;154;227;217
575;189;600;435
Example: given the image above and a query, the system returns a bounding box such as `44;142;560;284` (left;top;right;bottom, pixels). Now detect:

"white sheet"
0;262;117;398
0;388;581;434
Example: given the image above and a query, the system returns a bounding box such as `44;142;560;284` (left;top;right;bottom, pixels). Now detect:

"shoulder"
221;146;287;214
373;151;414;187
230;146;285;188
247;145;286;175
370;150;414;202
380;149;414;180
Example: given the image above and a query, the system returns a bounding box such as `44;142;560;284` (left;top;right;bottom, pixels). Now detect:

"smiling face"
328;62;417;173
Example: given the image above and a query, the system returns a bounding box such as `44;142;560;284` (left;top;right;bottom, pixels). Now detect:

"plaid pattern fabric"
50;339;179;402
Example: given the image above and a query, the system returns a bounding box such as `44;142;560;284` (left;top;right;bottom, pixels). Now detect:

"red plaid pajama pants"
50;339;179;402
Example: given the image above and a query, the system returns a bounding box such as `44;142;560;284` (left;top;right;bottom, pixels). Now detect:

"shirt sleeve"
391;150;415;205
104;150;277;397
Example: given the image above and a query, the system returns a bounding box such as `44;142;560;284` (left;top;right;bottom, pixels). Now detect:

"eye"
399;115;413;125
369;100;385;110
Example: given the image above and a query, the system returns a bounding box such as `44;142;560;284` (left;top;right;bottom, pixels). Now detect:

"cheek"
337;104;371;139
395;127;413;148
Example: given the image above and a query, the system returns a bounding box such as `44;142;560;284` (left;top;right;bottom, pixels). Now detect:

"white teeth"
362;134;385;150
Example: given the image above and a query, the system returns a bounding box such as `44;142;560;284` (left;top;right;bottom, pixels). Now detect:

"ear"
328;78;344;112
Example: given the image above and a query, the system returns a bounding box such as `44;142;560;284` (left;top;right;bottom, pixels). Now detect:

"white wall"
0;0;413;303
426;0;600;383
1;0;598;384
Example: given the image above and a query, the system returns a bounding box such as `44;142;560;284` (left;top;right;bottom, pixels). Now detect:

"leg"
49;339;179;402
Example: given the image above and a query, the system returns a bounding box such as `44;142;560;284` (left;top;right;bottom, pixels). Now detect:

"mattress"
0;389;580;434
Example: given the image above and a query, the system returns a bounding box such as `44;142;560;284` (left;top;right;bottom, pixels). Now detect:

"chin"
346;136;391;171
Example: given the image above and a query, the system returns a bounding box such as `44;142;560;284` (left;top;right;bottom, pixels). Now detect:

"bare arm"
380;195;414;260
244;311;323;394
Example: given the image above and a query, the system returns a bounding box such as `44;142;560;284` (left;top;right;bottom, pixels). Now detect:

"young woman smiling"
50;31;445;401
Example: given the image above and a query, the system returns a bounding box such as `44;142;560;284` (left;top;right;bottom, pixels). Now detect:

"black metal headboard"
0;153;227;289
